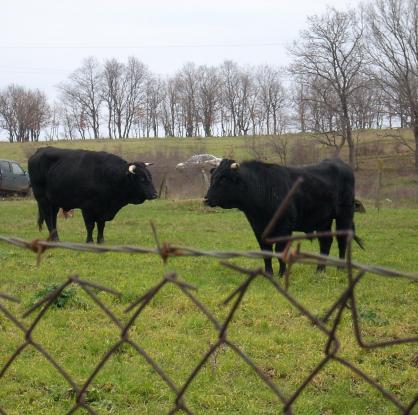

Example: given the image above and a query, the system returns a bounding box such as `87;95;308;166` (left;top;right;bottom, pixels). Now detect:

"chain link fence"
0;184;417;414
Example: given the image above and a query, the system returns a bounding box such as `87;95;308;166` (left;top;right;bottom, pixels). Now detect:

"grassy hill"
1;129;417;207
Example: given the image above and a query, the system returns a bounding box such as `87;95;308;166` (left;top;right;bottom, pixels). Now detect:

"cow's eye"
140;177;145;182
219;176;227;184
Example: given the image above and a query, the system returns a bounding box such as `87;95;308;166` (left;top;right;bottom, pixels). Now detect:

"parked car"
176;154;222;171
0;159;31;196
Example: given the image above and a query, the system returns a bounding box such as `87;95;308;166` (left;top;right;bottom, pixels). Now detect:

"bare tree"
235;68;257;136
102;58;124;139
270;135;290;165
122;57;148;138
256;65;287;135
0;85;50;142
176;63;199;137
289;7;366;167
101;57;148;139
304;74;352;153
196;65;221;137
26;89;50;141
220;60;240;136
160;77;179;137
0;85;18;142
59;57;103;139
142;76;163;138
365;0;418;169
45;102;60;141
57;102;76;140
291;83;308;132
350;76;385;129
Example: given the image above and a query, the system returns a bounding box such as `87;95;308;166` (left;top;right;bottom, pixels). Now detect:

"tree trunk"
347;125;355;168
341;97;356;168
414;119;418;171
203;122;211;137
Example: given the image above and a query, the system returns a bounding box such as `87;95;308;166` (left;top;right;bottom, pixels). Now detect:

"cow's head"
203;159;244;209
127;162;158;203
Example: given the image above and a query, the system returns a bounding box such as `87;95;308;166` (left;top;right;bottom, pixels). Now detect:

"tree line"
0;0;417;170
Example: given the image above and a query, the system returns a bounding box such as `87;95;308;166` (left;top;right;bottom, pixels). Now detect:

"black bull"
28;147;157;243
204;158;364;275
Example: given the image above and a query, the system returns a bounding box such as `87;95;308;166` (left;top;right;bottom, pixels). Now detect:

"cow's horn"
128;164;136;174
231;162;240;169
145;162;153;167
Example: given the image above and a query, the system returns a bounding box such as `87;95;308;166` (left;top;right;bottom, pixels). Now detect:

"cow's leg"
49;206;60;241
275;240;289;276
260;242;274;275
256;230;292;276
316;221;333;272
96;221;105;244
249;219;274;275
82;210;95;243
254;235;274;275
37;198;59;240
336;214;354;267
35;199;47;230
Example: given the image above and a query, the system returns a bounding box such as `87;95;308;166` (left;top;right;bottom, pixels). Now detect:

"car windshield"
11;163;24;175
187;154;215;163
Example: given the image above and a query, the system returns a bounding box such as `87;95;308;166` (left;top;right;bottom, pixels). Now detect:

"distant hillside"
1;129;416;207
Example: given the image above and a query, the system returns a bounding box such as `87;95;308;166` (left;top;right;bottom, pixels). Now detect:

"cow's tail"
37;205;44;231
352;222;365;250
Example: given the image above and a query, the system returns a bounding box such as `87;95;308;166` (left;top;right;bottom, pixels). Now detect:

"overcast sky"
1;0;362;100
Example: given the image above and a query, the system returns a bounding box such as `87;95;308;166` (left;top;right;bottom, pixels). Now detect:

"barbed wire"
0;185;417;414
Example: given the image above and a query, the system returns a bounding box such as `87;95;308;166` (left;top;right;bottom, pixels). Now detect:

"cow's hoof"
316;265;326;273
48;230;59;241
97;238;104;244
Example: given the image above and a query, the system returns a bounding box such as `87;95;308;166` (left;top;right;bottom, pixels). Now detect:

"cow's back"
290;159;354;200
28;147;127;208
284;159;355;230
309;158;355;208
29;147;80;178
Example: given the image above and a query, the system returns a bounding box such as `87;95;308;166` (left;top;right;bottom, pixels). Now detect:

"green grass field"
0;197;417;414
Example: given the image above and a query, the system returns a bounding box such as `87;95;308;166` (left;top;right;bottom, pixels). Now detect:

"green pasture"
0;198;417;414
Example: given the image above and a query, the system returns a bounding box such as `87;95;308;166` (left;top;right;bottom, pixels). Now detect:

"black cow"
28;147;157;243
204;158;363;275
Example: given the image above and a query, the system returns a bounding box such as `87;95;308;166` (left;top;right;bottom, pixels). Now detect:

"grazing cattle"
204;158;363;275
28;147;157;243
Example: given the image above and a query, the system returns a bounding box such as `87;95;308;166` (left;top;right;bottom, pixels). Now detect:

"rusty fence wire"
0;187;417;414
